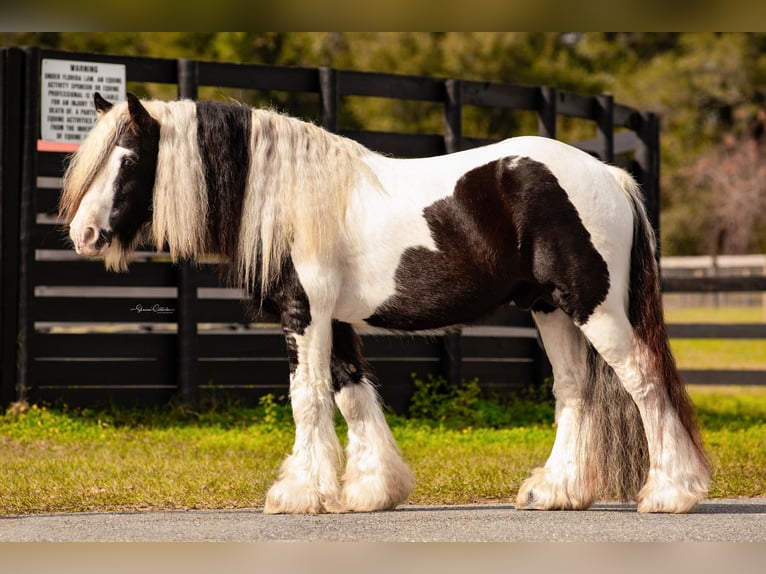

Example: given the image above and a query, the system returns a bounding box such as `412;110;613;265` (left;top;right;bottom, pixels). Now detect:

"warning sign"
41;58;126;143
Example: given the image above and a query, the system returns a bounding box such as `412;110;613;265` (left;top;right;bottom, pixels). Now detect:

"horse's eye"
123;156;137;169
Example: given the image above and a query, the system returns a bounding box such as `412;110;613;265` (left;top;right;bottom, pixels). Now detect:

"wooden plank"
32;332;176;358
37;150;69;177
681;369;766;386
662;276;766;293
198;331;287;358
461;335;537;359
198;360;289;387
31;359;173;387
613;103;642;129
339;129;445;157
339;70;444;101
668;323;766;339
33;260;177;287
35;187;60;213
460;81;538;110
361;333;443;358
197;61;320;93
32;297;178;322
556;91;596;120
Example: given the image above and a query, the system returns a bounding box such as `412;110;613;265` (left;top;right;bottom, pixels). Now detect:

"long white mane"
63;98;374;292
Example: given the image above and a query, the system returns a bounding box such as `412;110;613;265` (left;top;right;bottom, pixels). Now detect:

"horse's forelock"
60;105;129;223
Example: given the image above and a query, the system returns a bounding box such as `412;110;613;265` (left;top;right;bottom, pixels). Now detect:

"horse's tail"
581;167;708;500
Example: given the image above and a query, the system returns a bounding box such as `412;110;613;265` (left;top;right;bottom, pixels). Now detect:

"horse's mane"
61;98;372;292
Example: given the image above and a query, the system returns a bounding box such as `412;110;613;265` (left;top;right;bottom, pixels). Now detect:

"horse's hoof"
515;467;593;511
263;478;340;514
636;470;707;514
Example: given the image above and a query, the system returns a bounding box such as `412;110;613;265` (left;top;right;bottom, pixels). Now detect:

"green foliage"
407;373;554;430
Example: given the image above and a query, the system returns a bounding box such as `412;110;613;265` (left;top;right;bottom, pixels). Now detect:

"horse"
60;92;710;514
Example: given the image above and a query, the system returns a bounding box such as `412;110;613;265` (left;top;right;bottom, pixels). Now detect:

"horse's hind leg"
516;309;595;510
578;301;710;513
332;322;414;511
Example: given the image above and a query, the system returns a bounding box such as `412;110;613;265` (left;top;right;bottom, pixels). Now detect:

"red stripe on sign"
37;140;80;153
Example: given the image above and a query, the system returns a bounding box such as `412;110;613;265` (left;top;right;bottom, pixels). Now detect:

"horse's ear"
126;92;154;130
94;92;113;117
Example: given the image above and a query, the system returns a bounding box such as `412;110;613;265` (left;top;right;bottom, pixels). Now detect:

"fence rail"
1;45;663;411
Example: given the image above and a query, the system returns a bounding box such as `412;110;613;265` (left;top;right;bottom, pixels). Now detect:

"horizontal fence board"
32;332;177;358
32;297;179;322
198;360;290;387
37;151;70;178
662;276;766;292
338;130;445;157
33;260;178;287
339;70;444;101
668;323;766;339
681;369;766;386
460;81;539;110
360;333;443;358
556;91;597;119
31;359;174;388
36;187;60;213
460;136;499;150
199;331;287;358
461;334;538;358
198;61;320;93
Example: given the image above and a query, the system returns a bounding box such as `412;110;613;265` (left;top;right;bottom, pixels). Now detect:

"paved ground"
1;498;765;542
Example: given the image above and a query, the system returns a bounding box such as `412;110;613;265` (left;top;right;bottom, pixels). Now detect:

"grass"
671;339;766;370
664;305;766;370
664;306;764;324
1;382;764;515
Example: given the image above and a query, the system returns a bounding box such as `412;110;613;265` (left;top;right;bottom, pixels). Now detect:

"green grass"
665;306;764;324
1;384;764;514
664;305;766;371
670;339;766;370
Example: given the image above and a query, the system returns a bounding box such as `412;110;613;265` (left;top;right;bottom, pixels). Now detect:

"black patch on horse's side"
109;110;160;246
365;156;610;330
195;100;252;260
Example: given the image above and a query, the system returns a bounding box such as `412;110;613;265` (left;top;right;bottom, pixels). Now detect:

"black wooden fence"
0;46;661;412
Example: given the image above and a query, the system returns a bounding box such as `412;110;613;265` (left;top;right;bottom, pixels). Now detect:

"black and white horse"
60;92;710;514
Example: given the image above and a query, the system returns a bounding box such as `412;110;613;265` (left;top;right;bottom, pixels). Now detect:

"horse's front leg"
263;302;342;514
331;322;414;512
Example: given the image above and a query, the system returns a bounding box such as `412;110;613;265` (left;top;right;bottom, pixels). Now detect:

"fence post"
14;47;42;405
319;67;338;132
596;93;614;163
538;86;557;138
0;48;25;407
176;59;200;408
635;111;661;257
442;79;463;388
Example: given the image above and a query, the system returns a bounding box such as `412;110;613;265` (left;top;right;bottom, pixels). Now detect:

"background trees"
3;32;765;255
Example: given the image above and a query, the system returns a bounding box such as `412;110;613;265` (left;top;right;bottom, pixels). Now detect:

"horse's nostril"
82;226;98;246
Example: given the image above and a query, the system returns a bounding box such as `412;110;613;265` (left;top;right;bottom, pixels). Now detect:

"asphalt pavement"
1;498;765;542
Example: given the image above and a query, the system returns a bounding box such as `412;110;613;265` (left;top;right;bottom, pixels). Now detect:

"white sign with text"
41;58;126;143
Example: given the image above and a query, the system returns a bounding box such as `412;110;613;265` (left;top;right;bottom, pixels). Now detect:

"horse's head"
62;92;160;267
